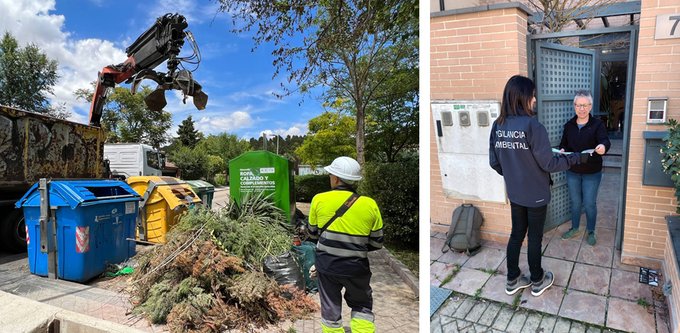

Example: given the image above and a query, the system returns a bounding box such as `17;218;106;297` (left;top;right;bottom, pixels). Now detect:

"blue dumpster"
16;180;141;282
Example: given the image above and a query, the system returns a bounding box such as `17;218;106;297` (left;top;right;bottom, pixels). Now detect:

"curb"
375;248;419;298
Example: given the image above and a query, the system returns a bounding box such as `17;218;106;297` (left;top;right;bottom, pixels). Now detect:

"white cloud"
195;110;253;134
0;0;127;124
261;123;308;137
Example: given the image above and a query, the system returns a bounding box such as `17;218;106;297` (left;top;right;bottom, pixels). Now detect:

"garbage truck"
104;143;165;180
0;13;208;253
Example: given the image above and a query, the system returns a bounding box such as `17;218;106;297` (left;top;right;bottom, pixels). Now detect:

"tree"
295;112;355;166
528;0;620;33
198;133;251;172
75;85;172;147
177;115;202;148
170;145;208;180
217;0;418;165
0;32;58;114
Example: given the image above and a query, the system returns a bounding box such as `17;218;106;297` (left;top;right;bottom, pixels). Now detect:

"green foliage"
294;174;331;202
75;85;172;147
359;159;418;248
295;112;356;165
214;173;227;186
0;32;59;114
661;118;680;213
170;145;208;180
217;0;418;164
198;133;251;172
176;115;202;148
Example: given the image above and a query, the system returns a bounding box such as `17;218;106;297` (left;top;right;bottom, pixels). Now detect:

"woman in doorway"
489;75;587;297
559;90;611;246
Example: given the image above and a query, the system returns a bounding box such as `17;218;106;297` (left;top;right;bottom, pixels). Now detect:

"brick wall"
622;0;680;266
430;6;529;243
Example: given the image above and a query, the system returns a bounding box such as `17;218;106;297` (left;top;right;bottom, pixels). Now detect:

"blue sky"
0;0;324;140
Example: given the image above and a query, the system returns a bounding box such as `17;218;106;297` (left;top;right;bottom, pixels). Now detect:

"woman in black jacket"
489;75;586;297
559;90;611;246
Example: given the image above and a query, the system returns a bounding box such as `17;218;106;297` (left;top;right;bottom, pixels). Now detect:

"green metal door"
535;42;596;231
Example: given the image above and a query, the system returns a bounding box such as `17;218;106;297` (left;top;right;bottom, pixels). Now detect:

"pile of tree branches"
129;196;318;332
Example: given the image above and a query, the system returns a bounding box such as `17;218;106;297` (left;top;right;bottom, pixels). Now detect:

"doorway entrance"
528;24;639;250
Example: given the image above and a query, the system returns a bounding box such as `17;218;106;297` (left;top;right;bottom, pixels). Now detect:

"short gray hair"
573;90;593;105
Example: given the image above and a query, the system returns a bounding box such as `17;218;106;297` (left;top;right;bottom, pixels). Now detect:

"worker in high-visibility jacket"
308;156;383;333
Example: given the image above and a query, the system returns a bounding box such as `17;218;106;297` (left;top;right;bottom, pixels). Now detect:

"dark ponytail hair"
497;75;536;124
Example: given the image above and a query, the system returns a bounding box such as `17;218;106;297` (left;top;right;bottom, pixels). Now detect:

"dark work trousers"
507;203;548;283
318;272;374;324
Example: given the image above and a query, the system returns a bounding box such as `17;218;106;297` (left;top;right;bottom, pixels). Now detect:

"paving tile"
452;298;477;319
606;297;656;333
569;263;611;296
497;252;528;277
491;306;514;331
464;300;488;322
545;239;581;261
569;321;587;333
656;309;671;333
462;247;505;271
554;317;572;332
482;239;506;250
441;317;459;332
537;314;557;333
559;289;606;326
432;232;447;239
542;256;575;287
593;227;616;248
480;273;517;306
456;319;473;331
577;244;614;268
431;237;446;261
430;261;459;286
437;248;471;266
586;326;602;333
609;269;653;301
478;302;502;326
519;282;564;315
437;295;465;317
505;310;527;333
441;267;491;296
523;312;542;332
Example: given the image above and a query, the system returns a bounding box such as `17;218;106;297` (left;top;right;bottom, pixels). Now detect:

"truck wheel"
1;209;27;253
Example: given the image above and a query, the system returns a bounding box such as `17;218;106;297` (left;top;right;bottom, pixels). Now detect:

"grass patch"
438;264;460;287
512;293;522;308
385;242;418;276
480;268;498;275
637;297;651;309
473;288;482;300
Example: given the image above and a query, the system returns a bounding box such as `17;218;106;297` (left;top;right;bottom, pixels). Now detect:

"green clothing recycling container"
229;151;295;223
186;180;215;209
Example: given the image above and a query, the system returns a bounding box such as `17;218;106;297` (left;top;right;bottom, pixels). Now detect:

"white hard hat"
324;156;362;182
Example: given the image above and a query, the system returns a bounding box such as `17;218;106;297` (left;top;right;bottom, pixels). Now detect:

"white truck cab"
104;143;165;180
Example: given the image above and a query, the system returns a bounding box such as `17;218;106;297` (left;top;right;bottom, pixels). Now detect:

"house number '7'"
671;15;680;36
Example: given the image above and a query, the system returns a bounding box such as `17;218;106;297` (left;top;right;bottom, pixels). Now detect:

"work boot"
531;271;554;297
561;228;580;240
587;231;597;246
505;274;531;295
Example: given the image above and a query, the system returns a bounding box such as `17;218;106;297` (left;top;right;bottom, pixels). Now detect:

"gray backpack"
441;204;483;256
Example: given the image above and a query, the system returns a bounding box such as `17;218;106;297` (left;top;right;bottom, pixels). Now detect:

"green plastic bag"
292;241;317;292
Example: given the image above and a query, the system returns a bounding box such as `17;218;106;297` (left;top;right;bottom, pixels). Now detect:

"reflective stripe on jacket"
309;189;383;276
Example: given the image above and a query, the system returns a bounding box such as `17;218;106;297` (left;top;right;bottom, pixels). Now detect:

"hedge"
294;174;331;202
359;159;418;249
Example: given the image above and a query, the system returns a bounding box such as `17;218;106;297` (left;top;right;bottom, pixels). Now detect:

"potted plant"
661;118;680;213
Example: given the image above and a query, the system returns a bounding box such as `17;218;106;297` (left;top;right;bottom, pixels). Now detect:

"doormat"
639;267;659;286
430;286;452;317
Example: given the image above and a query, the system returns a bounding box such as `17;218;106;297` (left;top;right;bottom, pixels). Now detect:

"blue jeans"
507;203;547;283
566;170;603;232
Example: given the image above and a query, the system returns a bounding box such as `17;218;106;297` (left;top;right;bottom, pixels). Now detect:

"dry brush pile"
128;195;318;332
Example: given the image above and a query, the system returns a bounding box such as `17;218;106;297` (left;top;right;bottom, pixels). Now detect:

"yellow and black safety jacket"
308;186;383;277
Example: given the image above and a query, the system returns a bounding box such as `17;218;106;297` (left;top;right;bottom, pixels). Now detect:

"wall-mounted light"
647;97;668;124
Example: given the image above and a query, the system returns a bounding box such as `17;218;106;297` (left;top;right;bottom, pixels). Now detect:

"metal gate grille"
535;42;596;230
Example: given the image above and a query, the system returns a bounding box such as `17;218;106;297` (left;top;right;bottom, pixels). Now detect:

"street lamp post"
263;133;279;155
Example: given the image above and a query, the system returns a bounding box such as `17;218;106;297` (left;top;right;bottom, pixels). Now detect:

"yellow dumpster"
126;176;201;244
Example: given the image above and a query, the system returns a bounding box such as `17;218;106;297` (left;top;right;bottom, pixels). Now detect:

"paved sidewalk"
431;170;673;332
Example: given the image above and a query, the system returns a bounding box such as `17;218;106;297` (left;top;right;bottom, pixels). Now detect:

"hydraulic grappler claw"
88;13;208;127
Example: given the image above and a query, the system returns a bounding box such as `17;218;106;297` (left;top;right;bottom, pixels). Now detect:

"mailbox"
642;131;673;187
